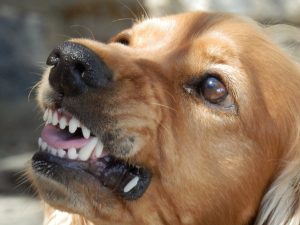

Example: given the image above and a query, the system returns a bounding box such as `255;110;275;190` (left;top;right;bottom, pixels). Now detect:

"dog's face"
29;12;300;225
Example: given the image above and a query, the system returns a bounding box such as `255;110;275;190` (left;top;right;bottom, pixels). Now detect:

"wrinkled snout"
47;41;112;96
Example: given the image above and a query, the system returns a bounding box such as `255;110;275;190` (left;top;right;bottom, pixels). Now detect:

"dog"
28;11;300;225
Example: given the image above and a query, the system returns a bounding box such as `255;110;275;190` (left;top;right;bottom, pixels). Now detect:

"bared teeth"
43;109;49;122
123;176;139;193
69;117;80;134
59;117;67;129
38;137;105;161
78;137;98;161
52;111;59;126
50;148;57;156
46;109;53;125
81;126;91;139
43;108;93;139
95;141;104;157
67;148;78;160
57;149;66;158
41;142;47;151
40;108;106;161
38;137;42;147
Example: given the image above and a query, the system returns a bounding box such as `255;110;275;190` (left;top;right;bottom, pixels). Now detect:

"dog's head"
29;12;300;225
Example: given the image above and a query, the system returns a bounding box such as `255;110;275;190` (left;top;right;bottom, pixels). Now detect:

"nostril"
74;62;86;78
46;51;60;66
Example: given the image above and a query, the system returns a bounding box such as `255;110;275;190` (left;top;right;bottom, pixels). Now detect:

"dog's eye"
113;33;130;46
116;37;129;46
184;75;235;110
200;76;228;104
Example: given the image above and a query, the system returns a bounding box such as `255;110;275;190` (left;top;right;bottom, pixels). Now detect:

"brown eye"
116;37;129;46
200;76;228;104
113;33;130;46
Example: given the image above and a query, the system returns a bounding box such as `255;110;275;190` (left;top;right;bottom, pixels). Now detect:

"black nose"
46;42;112;96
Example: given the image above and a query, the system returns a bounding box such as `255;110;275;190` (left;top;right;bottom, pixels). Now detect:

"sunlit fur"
30;12;300;225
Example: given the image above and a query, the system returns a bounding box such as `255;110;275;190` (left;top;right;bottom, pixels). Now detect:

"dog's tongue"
41;125;90;149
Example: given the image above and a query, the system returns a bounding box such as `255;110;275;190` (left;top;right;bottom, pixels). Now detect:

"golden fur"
30;12;300;225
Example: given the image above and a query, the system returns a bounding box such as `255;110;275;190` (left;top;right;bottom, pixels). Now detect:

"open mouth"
32;108;151;200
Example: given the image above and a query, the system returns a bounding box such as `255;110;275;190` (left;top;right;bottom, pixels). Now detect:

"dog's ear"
255;142;300;225
265;24;300;63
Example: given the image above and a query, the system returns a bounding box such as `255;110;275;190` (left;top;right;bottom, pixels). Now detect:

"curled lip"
32;107;152;200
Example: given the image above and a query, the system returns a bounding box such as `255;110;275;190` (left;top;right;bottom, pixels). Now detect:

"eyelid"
110;31;131;44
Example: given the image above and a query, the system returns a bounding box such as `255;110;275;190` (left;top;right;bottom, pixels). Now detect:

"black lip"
32;151;151;200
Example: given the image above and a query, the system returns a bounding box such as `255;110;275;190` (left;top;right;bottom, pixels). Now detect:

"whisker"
54;33;74;40
136;0;149;20
28;81;41;102
118;0;139;22
112;18;135;23
70;25;95;40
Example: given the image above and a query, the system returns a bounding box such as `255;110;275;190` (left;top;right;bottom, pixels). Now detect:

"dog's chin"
29;106;152;219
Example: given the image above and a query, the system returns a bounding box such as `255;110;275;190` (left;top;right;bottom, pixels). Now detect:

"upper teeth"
69;117;80;134
43;108;91;139
82;126;91;139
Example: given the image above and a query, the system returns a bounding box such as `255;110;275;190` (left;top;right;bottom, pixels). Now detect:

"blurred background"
0;0;299;224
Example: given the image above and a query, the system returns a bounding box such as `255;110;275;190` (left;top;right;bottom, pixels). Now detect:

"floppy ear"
255;142;300;225
265;24;300;63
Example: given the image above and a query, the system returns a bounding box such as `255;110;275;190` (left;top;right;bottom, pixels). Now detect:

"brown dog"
28;11;300;225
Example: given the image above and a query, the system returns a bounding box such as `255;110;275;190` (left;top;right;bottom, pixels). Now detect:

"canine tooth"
82;126;91;139
78;137;98;161
123;176;139;193
50;148;57;156
59;117;67;129
52;111;59;126
69;117;80;133
95;141;104;157
43;109;49;122
46;109;53;124
38;137;42;147
41;142;47;151
67;148;78;160
58;149;66;158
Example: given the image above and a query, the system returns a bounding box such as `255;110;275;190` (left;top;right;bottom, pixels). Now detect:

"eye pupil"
201;77;227;103
117;38;129;46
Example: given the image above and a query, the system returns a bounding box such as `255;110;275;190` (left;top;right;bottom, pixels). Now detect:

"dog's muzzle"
31;41;152;201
